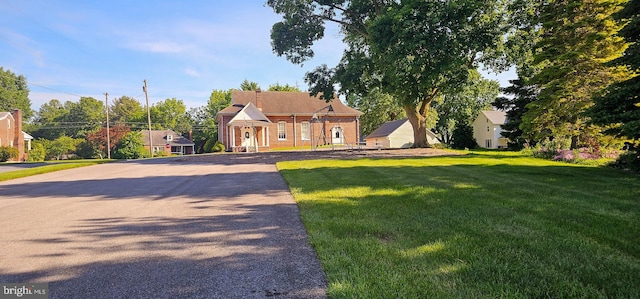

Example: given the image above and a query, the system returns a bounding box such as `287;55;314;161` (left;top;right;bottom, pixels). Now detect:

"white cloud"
184;68;200;77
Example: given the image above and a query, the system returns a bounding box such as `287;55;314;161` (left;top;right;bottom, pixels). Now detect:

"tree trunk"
404;104;430;148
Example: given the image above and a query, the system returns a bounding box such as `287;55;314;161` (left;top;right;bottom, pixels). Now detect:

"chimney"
11;109;25;161
255;89;263;111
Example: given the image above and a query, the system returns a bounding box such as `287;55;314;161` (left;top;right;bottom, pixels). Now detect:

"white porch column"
230;125;236;148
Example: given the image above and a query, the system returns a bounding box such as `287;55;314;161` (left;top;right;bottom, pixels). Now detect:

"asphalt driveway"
0;156;327;298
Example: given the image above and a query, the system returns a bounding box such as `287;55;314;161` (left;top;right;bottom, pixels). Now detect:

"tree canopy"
522;0;632;148
268;0;523;147
240;79;261;91
0;67;33;119
589;0;640;144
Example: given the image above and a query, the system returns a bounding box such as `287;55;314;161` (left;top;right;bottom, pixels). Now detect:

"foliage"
45;135;82;160
278;156;640;298
433;70;499;144
493;78;539;150
0;146;19;162
212;141;225;152
523;0;632;148
112;131;146;159
589;0;640;147
268;0;524;147
110;96;145;126
26;141;46;162
610;150;640;173
0;67;33;119
345;89;405;137
203;138;215;153
450;122;478;149
84;126;131;158
150;98;190;133
240;79;260;91
32;97;105;140
268;83;301;92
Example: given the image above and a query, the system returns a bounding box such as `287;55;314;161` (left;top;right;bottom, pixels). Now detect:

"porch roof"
226;102;272;126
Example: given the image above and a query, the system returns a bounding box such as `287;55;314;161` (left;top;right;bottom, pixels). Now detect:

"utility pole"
104;92;111;159
143;80;153;157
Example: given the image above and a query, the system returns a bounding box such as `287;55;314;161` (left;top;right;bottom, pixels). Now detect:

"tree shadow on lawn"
279;162;640;298
0;205;327;299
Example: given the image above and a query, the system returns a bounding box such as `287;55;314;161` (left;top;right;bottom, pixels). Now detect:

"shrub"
212;141;225;152
610;150;640;173
27;142;46;162
0;146;19;162
203;139;215;153
451;122;477;149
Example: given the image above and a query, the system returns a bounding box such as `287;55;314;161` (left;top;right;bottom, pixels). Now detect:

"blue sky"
1;0;514;111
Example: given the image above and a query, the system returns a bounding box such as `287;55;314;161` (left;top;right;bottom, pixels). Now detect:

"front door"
241;127;258;152
331;126;344;145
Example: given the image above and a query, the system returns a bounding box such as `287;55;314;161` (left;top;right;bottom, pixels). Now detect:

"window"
300;122;310;140
486;139;492;148
167;135;173;141
487;126;490;132
278;121;286;140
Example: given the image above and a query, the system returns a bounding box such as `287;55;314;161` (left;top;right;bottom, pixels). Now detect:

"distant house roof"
481;110;507;125
218;90;362;116
140;130;194;147
366;119;409;139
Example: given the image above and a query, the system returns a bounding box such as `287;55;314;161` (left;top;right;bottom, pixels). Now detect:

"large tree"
240;79;261;91
268;83;301;92
589;0;640;145
150;98;190;133
493;78;539;150
0;67;33;119
432;70;499;144
268;0;522;147
110;96;145;127
522;0;632;148
346;89;405;137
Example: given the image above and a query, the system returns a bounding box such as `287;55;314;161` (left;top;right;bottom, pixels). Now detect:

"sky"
1;0;515;112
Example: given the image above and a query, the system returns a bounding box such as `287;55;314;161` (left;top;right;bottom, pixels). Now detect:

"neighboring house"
0;109;28;161
216;90;362;152
473;110;508;149
365;118;440;149
141;129;195;155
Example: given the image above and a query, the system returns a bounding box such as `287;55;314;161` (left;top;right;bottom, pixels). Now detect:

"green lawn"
0;160;110;182
277;152;640;298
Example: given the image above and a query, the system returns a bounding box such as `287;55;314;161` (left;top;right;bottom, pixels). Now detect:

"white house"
365;118;440;148
473;110;508;149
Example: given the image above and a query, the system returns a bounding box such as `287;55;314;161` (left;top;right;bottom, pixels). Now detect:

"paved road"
0;157;327;298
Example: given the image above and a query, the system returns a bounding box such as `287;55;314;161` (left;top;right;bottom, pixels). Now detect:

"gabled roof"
140;129;194;147
218;90;362;116
481;110;507;125
0;112;15;120
226;102;272;126
366;119;409;138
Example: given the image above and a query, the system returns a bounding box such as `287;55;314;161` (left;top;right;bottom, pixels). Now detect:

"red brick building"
217;90;362;152
0;109;27;161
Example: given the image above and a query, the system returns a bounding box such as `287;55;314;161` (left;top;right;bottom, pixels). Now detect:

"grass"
0;160;110;182
277;152;640;298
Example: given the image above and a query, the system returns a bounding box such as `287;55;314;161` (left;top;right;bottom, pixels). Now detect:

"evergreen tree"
589;0;640;144
493;78;539;150
522;0;633;148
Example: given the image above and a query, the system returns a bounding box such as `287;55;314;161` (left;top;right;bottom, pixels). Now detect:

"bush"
27;142;46;162
212;141;225;152
610;150;640;173
451;122;477;149
203;139;215;153
0;146;19;162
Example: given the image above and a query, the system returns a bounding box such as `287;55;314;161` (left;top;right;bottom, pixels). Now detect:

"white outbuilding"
365;119;440;149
